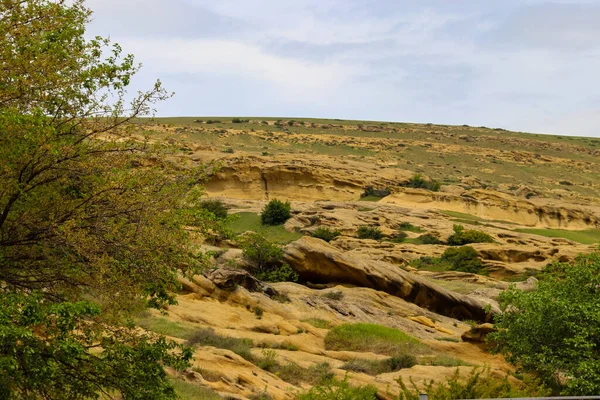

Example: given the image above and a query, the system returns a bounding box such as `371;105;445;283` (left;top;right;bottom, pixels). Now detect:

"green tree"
261;199;291;225
239;233;298;282
489;252;600;395
447;224;494;246
0;0;211;397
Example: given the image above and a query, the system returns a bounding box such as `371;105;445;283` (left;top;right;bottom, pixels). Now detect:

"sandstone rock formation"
283;237;496;321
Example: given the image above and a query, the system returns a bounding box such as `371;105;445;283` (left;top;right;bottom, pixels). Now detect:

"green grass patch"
514;228;600;244
170;379;221;400
324;323;425;356
186;328;254;361
302;318;332;329
136;317;197;340
341;354;417;375
228;212;302;244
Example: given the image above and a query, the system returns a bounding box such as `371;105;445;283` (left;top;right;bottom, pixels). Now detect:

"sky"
86;0;600;137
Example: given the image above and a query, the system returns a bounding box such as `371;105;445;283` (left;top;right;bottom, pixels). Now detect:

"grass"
302;318;332;329
136;316;197;340
170;379;221;400
341;355;417;375
227;212;303;244
324;323;426;356
514;228;600;244
186;328;254;361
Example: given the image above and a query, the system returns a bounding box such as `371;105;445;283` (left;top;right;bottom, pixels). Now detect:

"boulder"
283;237;496;321
203;268;278;297
461;323;497;343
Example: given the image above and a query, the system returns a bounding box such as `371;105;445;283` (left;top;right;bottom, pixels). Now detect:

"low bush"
232;118;249;123
361;186;391;198
186;328;254;361
221;147;234;154
297;376;378;400
447;224;494;246
261;199;291;226
302;318;332;329
357;226;383;240
397;222;423;232
387;231;408;243
342;354;416;375
396;366;549;400
321;290;344;300
239;233;298;282
402;174;441;192
411;246;484;274
311;227;341;242
199;199;228;219
441;246;484;274
418;233;443;244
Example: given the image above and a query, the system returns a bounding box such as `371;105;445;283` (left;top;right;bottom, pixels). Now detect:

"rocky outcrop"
204;155;412;201
204;268;278;297
382;188;600;230
283;237;496;322
461;323;497;343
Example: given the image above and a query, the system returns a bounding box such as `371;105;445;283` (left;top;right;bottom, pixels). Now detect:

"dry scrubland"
135;117;600;399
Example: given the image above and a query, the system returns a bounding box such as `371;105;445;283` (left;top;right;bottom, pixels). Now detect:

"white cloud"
120;38;361;101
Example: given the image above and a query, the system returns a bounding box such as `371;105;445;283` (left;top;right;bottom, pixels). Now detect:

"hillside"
135;117;600;399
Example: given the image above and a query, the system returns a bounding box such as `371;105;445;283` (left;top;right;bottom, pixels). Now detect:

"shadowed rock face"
284;237;496;322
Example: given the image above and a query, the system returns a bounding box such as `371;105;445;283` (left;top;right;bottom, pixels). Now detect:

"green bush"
387;231;408;243
239;233;298;282
357;226;383;240
231;118;249;123
361;186;391;198
199;199;228;219
311;227;341;242
447;224;493;246
261;199;291;226
490;252;600;395
297;376;378;400
186;328;254;361
418;233;443;244
402;174;441;191
396;366;549;400
441;246;484;274
397;222;422;232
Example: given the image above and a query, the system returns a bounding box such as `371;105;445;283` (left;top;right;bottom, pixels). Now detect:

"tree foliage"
489;252;600;395
447;224;494;246
0;0;211;397
239;233;298;282
260;199;291;225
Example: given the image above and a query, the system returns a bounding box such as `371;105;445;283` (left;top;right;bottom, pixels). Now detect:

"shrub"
297;376;378;400
239;233;298;282
254;306;264;319
302;318;331;329
447;224;494;246
231;118;249;123
311;227;341;242
387;231;408;243
357;226;383;240
321;290;344;300
261;199;291;226
199;199;228;219
361;186;391;198
397;222;422;232
221;147;234;154
441;246;484;274
396;366;549;400
186;328;254;361
402;174;441;191
418;233;443;244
